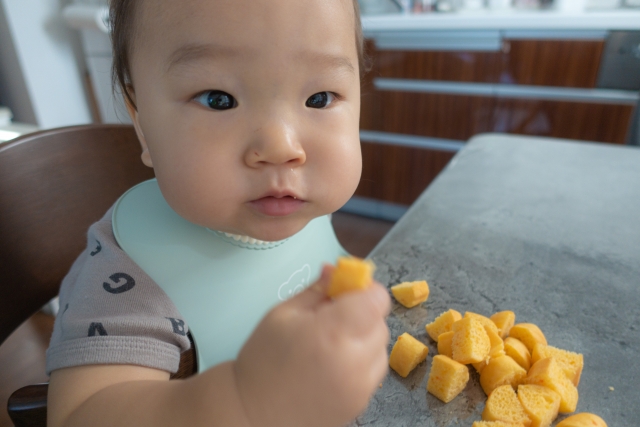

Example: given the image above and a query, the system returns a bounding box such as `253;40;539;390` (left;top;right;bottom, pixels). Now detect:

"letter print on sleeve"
103;272;136;294
88;322;108;336
90;240;102;256
166;318;187;336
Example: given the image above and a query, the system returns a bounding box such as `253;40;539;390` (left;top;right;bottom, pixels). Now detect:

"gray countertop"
356;134;640;426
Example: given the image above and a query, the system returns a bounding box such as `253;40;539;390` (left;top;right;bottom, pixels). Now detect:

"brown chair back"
0;124;155;345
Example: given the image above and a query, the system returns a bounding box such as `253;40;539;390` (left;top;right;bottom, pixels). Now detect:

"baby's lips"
248;195;305;216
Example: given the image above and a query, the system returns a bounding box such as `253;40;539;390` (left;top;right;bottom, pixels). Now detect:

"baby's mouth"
248;195;305;217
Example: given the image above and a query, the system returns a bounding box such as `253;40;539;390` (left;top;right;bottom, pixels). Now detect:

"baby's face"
127;0;362;241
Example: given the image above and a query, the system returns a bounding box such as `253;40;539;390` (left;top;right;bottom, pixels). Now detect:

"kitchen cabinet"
355;23;640;211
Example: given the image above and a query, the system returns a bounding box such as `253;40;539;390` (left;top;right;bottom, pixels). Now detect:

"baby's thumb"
285;264;334;309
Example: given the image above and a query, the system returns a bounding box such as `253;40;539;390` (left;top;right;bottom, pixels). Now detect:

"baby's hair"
110;0;369;110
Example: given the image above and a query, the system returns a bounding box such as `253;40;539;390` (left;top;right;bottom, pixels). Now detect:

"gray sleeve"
46;207;191;375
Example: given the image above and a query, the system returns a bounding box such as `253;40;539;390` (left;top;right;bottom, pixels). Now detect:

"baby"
46;0;391;426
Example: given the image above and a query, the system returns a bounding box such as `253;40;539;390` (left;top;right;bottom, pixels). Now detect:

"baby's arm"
48;266;391;427
48;361;251;427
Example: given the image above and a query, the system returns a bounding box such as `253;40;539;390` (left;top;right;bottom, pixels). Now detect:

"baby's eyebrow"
296;51;355;75
166;43;242;73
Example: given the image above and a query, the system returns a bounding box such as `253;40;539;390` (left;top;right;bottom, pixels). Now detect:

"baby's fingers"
330;282;391;335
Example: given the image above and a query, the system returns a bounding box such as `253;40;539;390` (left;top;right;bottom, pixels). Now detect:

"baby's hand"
234;265;391;427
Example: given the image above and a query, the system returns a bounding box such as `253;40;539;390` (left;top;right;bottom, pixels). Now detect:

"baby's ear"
124;87;153;168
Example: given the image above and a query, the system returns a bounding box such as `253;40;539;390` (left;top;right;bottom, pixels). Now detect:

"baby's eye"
305;92;335;109
194;90;237;110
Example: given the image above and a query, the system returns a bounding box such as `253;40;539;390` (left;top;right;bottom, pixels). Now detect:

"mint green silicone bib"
112;179;347;372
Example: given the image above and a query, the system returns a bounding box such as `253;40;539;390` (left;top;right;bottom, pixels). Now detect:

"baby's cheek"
320;141;362;208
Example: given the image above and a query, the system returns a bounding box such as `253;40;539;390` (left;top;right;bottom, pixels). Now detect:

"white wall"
0;0;91;127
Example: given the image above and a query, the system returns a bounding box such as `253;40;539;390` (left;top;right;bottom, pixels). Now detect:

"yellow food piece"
390;280;430;308
437;331;454;358
327;256;375;298
517;384;561;427
504;337;532;371
425;309;462;342
508;324;547;353
480;355;528;396
473;359;489;374
486;325;505;358
531;344;583;386
452;317;491;364
555;413;608;427
473;422;526;427
473;325;506;374
491;311;516;339
465;311;500;336
427;355;470;403
482;385;532;427
389;332;429;378
523;357;578;413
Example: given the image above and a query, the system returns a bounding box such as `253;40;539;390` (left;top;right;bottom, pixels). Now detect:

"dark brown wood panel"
503;39;605;88
366;91;497;141
375;49;503;83
492;98;633;144
360;40;379;130
357;142;456;205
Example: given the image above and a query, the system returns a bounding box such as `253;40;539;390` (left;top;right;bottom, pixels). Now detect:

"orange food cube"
509;324;547;353
389;332;429;378
491;311;516;339
437;331;454;358
482;385;532;427
555;413;608;427
531;344;583;386
480;355;528;396
390;280;430;308
523;357;578;414
504;337;532;371
517;384;561;427
327;256;375;298
472;422;527;427
465;311;500;336
452;316;491;364
486;325;506;358
427;355;470;403
425;309;462;342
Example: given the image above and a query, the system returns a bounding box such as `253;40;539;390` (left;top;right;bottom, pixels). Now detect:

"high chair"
0;124;196;427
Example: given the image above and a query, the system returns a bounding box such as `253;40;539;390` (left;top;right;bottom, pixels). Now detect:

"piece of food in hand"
523;357;578;414
508;324;547;353
517;384;561;427
389;332;429;378
465;312;500;336
425;309;462;342
504;337;532;371
531;344;583;386
452;316;491;364
391;280;430;308
472;421;527;427
491;311;516;339
326;256;375;298
482;385;532;427
480;355;528;396
555;413;607;427
437;331;454;358
427;355;470;403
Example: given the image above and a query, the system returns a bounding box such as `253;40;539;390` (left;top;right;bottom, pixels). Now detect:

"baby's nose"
244;121;306;167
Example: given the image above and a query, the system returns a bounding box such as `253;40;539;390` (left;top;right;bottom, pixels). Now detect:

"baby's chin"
219;212;326;242
235;218;312;242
